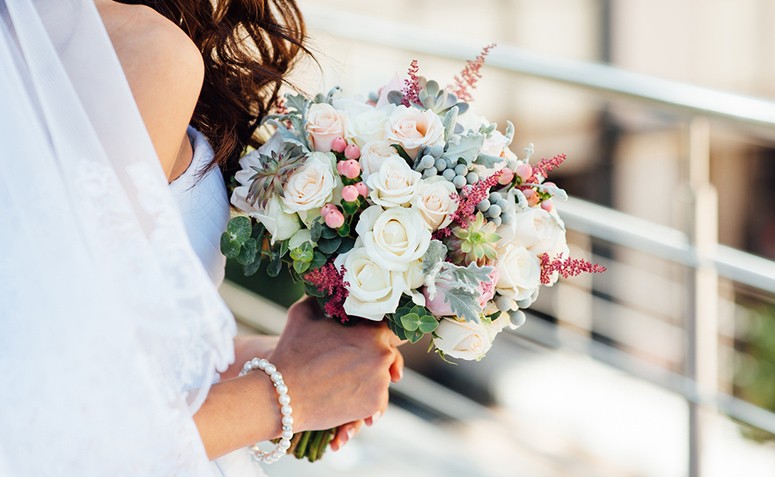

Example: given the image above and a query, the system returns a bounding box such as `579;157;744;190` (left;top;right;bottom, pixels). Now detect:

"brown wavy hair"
117;0;309;172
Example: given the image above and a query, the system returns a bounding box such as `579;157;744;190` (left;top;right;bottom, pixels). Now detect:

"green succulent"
416;79;469;115
447;212;500;266
246;144;306;209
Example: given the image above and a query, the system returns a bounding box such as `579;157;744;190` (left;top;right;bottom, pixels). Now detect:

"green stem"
294;431;311;459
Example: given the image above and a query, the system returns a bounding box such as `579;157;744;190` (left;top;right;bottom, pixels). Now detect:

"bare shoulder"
97;1;204;179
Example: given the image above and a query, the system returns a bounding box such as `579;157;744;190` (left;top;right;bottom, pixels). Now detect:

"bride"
0;0;403;475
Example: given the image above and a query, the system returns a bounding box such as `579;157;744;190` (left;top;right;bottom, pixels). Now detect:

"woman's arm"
194;297;402;460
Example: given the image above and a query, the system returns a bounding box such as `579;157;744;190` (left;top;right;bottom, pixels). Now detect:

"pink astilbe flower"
532;154;567;180
304;263;351;324
539;253;607;285
449;43;496;103
448;170;503;228
401;59;421;107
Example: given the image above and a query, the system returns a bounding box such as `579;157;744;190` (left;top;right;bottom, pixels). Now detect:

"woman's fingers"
330;420;363;451
389;349;404;383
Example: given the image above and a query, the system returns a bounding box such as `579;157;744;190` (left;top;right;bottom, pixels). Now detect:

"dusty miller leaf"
442;133;484;166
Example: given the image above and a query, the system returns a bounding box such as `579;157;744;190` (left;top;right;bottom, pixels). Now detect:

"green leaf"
227;216;252;243
442;133;484;166
405;328;424;344
390;144;414;164
474;153;505;169
243;255;262;276
236;238;258;265
387;318;409;341
418;314;439;333
341;200;359;215
267;250;283;278
442;106;459;142
338;223;350;237
337;237;355;255
220;233;242;259
400;313;421;331
320;226;338;240
252;222;266;240
317;237;342;255
279;240;290;258
310;219;324;243
444;289;482;323
293;259;311;275
308;251;327;271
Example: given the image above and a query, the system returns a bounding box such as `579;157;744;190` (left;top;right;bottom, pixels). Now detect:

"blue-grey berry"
490;215;502;226
453;175;467;188
487;204;502;217
488;192;502;203
476;199;490;211
454;164;468;176
501;213;512;224
422;168;437;179
496;199;509;210
442;169;456;181
419;155;435;170
466;172;479;184
435;158;447;171
446;158;456;168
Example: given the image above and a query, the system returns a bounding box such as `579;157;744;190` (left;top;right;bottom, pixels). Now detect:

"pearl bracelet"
239;358;294;464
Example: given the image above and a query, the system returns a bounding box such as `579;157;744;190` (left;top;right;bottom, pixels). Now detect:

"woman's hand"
269;296;404;434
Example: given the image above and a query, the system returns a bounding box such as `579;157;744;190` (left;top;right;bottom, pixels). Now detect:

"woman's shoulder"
97;1;204;178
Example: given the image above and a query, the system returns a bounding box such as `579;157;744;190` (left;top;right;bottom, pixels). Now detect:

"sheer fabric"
0;0;236;474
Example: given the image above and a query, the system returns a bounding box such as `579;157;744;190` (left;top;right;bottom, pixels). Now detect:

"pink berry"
320;204;338;217
522;189;540;207
344;144;361;160
331;137;347;153
354;181;368;197
516;163;533;181
324;209;345;228
541;199;554;212
341;185;360;202
498;168;515;185
336;159;361;179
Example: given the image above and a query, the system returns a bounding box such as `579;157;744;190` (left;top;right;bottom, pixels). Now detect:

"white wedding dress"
171;127;269;477
0;1;267;475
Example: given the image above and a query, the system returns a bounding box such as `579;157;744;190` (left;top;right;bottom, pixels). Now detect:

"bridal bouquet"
222;46;604;461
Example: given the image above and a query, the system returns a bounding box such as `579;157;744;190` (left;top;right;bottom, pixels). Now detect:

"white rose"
481;130;509;158
280;152;337;215
403;259;426;306
385;105;445;157
499;207;567;257
456;112;490;134
335;247;406;320
250;195;301;244
359;140;399;181
356;205;431;272
306;102;346;152
334;98;392;147
367;156;421;208
495;244;541;302
433;318;493;361
412;177;458;230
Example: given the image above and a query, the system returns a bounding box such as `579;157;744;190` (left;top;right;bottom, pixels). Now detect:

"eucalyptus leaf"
400;313;421;332
236;238;258;265
418;315;439;333
308;251;327;271
279;240;290;258
227;216;252;243
405;329;424;344
337;237;355;255
293;260;311;275
267;251;282;278
317;237;342;255
243;255;262;277
310;220;323;243
387;90;404;106
252;222;266;240
386;318;409;341
220;233;241;259
320;226;338;240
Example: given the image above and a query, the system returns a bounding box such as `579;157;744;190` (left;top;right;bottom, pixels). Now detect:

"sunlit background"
222;1;775;476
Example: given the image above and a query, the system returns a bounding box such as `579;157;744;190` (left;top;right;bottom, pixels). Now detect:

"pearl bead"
279;440;291;450
257;359;268;370
281;405;292;416
264;364;276;374
270;372;282;383
282;416;294;427
276;384;288;394
282;430;293;440
251;358;261;368
279;394;291;405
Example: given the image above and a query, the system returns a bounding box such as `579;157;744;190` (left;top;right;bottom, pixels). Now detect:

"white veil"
0;0;236;474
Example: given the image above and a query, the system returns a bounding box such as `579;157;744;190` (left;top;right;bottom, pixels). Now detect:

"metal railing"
251;7;775;477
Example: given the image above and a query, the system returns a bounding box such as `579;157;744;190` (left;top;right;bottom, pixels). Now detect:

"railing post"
685;116;719;477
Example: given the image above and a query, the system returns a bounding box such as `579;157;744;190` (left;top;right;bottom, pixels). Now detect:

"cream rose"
359;140;399;181
456;112;490;134
280;152;337;215
412;177;458;230
306;102;346;152
356;205;431;272
433;318;493;361
495;244;541;302
498;207;567;257
249;195;301;244
366;156;421;208
385;105;445;157
335;247;406;320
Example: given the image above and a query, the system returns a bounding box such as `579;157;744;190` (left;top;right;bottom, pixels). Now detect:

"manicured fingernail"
346;427;355;440
398;367;403;381
371;410;382;425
